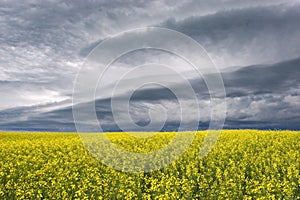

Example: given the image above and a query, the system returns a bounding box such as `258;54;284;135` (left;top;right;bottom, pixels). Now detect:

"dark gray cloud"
162;3;300;67
223;58;300;97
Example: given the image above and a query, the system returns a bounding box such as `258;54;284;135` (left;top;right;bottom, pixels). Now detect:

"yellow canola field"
0;130;299;199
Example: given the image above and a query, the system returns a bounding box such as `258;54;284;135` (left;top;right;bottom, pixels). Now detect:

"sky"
0;0;299;131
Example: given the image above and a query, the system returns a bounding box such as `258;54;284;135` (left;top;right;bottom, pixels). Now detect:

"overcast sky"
0;0;299;131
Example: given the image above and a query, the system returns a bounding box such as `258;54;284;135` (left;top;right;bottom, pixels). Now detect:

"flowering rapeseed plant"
0;130;299;199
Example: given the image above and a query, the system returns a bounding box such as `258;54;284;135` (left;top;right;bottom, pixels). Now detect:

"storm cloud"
0;0;299;131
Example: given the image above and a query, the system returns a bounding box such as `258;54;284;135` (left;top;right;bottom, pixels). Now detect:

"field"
0;130;299;199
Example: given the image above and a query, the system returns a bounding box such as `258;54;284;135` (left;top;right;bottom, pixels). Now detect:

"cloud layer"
0;0;299;131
